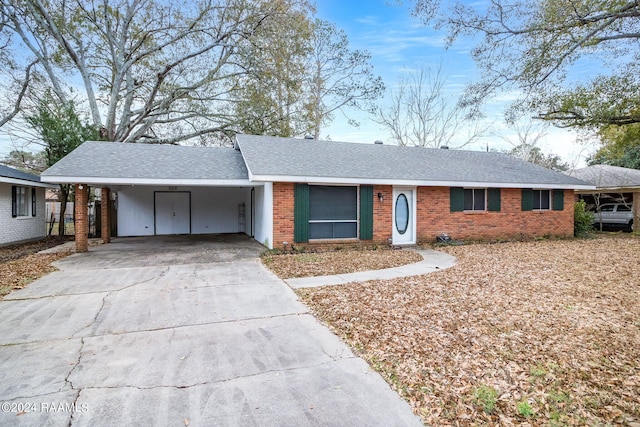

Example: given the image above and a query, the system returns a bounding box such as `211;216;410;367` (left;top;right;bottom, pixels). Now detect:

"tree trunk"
57;184;69;237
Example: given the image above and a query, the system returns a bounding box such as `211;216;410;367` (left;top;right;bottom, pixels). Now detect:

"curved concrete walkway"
286;248;456;289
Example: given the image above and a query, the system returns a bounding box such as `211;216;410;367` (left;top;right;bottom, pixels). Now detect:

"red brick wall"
273;182;295;248
416;187;574;242
75;183;88;252
373;185;393;243
271;183;575;247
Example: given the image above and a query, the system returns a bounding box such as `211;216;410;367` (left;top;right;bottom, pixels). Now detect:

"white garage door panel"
155;192;191;235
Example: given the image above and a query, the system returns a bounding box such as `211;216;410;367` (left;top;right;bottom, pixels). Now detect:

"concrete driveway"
0;235;422;426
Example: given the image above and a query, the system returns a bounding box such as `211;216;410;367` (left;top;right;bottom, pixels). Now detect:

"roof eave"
0;176;58;188
247;174;596;190
40;176;258;187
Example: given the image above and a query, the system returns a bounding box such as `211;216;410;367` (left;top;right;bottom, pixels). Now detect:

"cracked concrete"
0;234;422;426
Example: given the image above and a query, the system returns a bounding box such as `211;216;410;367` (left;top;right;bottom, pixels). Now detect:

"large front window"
309;185;358;239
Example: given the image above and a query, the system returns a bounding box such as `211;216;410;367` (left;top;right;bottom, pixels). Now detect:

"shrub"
574;200;593;237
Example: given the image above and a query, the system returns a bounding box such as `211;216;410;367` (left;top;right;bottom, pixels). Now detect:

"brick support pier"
75;183;88;253
634;191;640;233
101;188;111;243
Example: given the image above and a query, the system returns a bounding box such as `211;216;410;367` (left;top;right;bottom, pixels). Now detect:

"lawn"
295;235;640;425
0;238;71;299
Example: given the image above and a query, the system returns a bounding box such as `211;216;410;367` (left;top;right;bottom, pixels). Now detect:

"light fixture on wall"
377;192;384;202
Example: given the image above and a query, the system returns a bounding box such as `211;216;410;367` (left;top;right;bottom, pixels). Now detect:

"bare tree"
373;64;484;148
1;0;294;144
401;0;640;129
305;19;384;140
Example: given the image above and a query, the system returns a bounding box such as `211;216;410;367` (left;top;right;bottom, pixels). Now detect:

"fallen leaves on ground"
297;235;640;426
0;238;71;299
262;248;423;279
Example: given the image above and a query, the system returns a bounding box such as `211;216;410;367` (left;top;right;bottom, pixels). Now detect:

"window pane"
533;190;541;210
540;190;550;210
309;222;357;239
309;186;357;220
17;187;28;216
474;189;486;211
395;194;409;234
618;205;631;211
309;222;333;239
600;205;614;212
463;189;473;210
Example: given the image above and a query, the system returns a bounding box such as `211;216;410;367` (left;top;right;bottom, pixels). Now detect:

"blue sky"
0;0;595;167
314;0;595;167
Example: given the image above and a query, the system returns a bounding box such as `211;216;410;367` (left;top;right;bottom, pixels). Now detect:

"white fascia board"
0;177;58;188
247;174;596;191
40;176;259;187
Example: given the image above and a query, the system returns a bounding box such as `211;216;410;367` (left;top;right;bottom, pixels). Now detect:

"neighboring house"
0;164;55;246
568;164;640;229
41;136;593;250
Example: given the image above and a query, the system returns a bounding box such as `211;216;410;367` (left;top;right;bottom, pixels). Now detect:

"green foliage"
574;200;594;238
589;123;640;169
517;400;534;418
473;385;498;414
25;92;98;167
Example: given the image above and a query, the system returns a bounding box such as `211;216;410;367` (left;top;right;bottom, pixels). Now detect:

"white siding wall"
0;183;47;246
116;186;255;237
253;182;273;249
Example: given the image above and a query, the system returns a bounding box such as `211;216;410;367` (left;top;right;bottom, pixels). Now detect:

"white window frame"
463;188;487;212
15;186;30;217
532;189;551;211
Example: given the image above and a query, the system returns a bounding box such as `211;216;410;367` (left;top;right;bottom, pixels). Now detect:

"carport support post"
634;192;640;233
101;188;111;243
75;183;89;253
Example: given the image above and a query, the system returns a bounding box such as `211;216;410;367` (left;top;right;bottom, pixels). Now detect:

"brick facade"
416;187;574;242
101;187;111;244
272;183;575;247
273;182;295;248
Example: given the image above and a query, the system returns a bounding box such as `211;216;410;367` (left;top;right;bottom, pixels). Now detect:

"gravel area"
297;235;640;425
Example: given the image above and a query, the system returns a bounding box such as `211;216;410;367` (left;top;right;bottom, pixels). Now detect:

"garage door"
155;192;191;235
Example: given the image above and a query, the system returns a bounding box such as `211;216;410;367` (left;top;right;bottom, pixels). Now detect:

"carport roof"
236;134;594;189
41;141;250;186
569;164;640;192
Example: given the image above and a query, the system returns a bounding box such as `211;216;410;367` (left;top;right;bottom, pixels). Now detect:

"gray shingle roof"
236;135;593;188
42;141;249;182
568;165;640;189
0;164;41;183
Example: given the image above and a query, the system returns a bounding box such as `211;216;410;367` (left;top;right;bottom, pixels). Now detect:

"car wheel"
630;219;634;232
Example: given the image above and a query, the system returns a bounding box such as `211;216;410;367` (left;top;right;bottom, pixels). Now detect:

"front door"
155;192;191;235
392;188;415;245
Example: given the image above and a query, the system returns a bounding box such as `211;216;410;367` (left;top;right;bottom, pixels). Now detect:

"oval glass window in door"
395;193;409;235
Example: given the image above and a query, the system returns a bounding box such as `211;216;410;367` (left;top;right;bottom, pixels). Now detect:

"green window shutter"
487;188;501;212
522;189;534;211
359;185;373;240
293;183;309;243
553;189;564;211
450;187;464;212
11;186;17;218
31;188;37;217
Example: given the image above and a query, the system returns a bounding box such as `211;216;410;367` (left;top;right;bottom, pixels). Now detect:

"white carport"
41;142;274;251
